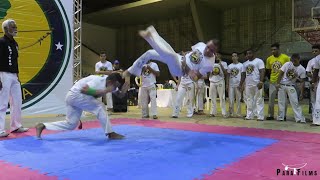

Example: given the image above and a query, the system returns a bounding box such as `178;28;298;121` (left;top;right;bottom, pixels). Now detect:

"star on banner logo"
55;42;63;50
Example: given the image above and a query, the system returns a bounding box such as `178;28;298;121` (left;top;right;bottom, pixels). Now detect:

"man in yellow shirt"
266;43;290;120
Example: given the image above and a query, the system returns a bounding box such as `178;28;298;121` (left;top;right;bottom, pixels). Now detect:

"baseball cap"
114;60;120;64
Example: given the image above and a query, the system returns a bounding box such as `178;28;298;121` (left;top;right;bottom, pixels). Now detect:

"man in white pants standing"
95;51;114;111
276;53;305;123
265;43;290;120
194;78;205;115
172;74;195;118
227;52;243;117
35;73;128;139
0;19;29;138
135;76;142;108
209;53;228;117
140;60;160;119
310;44;320;126
240;50;265;121
122;25;217;83
306;45;320;121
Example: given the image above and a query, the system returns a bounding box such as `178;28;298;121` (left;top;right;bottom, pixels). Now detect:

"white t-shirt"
228;62;243;87
70;75;107;93
313;54;320;70
180;74;193;85
280;62;306;85
306;58;315;81
95;61;113;75
184;42;215;77
209;61;228;83
308;56;320;79
141;62;160;87
242;58;265;86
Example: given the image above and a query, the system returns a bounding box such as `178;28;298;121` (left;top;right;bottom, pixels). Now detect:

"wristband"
87;87;97;96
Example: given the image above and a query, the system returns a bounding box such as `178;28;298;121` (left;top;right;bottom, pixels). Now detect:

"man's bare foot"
107;132;125;140
138;30;151;38
35;123;45;140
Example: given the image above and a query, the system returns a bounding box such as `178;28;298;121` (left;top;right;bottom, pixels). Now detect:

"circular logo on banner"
272;61;282;72
246;65;254;74
1;0;72;110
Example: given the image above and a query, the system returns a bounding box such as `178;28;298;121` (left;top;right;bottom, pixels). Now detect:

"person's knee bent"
145;49;157;58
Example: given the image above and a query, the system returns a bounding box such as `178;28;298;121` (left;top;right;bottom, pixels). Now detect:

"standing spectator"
172;74;195;118
227;52;243;117
276;54;305;123
95;51;113;111
209;53;228;117
113;60;123;72
140;60;160;119
240;50;265;121
265;43;290;120
194;78;206;115
310;44;320;126
0;19;29;137
306;45;320;119
135;76;142;108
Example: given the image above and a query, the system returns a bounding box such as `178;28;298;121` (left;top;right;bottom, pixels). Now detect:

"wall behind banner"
0;0;73;115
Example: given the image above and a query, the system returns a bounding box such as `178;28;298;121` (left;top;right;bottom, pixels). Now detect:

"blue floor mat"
0;125;277;180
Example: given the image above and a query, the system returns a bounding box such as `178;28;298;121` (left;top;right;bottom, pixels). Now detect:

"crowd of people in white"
131;41;320;127
92;26;320;128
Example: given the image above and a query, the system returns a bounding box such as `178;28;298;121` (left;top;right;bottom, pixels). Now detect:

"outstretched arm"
81;84;114;97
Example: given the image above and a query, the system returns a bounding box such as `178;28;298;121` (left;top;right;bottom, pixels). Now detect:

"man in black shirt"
0;19;29;138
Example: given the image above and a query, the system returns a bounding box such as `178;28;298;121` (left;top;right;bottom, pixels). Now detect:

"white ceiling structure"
83;0;259;27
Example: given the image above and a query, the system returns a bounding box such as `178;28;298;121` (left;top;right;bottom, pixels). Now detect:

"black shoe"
266;117;274;120
284;117;287;121
171;116;178;118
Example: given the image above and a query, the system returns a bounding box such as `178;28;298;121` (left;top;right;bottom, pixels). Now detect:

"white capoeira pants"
312;82;320;125
229;86;241;116
173;82;195;117
137;87;142;108
195;81;205;111
140;84;157;117
310;84;317;117
44;91;113;134
106;92;113;109
278;85;305;122
268;83;277;117
209;80;226;116
245;86;264;120
128;26;182;77
0;72;23;133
